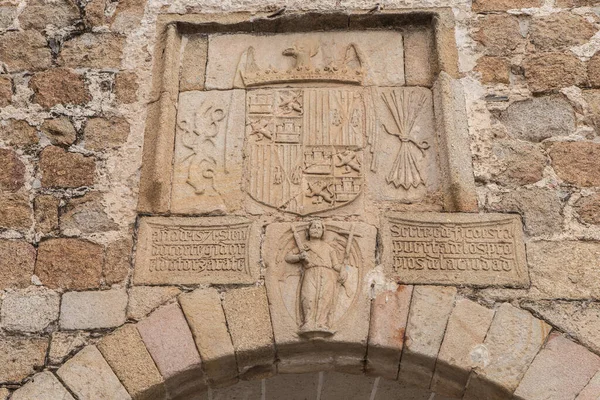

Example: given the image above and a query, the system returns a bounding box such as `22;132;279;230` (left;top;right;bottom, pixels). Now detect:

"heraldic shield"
245;87;366;215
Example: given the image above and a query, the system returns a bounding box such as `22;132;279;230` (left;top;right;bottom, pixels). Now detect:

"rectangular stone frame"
137;9;478;214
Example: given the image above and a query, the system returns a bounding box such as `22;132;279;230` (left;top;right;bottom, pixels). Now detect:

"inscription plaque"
134;216;260;285
382;213;529;287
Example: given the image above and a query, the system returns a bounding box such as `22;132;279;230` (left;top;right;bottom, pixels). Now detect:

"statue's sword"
290;224;307;253
339;223;355;296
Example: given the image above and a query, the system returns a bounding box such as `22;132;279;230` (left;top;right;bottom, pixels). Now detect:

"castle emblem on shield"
238;41;369;215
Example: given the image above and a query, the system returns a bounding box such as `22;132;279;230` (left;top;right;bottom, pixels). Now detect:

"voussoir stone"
431;298;495;398
0;335;48;383
49;331;91;365
35;238;103;290
57;345;132;400
98;324;167;400
179;288;237;386
59;33;125;69
549;141;600;187
530;12;596;52
0;148;25;192
0;240;35;289
514;333;600;400
1;288;60;332
59;288;127;330
40;146;95;188
0;30;52;72
498;95;575;142
136;303;205;398
127;286;181;321
524;53;587;93
30;68;91;108
11;371;74;400
577;370;600;400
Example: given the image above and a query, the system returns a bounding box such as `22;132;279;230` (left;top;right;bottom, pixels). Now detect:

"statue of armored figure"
285;220;348;337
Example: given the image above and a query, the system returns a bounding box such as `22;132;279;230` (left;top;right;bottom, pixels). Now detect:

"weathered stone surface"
180;34;208;91
431;298;495;398
515;333;600;400
60;289;127;330
179;288;237;386
549;141;600;187
40;117;77;147
84;116;130;151
34;195;59;234
104;237;132;284
577;370;600;400
491;139;546;185
206;31;405;89
134;216;260;285
463;304;551;400
127;286;181;321
172;90;245;213
367;285;413;379
0;240;35;289
49;331;91;365
266;373;319;400
137;303;204;398
61;192;117;234
522;300;600;355
0;30;52;72
530;12;595;52
1;288;60;332
109;0;146;33
398;286;457;388
382;212;528;287
474;14;524;56
320;372;375;399
20;0;79;30
404;27;434;87
475;56;510;85
264;221;376;373
524;53;587;93
59;33;125;69
0;192;31;230
472;0;542;11
376;379;433;400
35;238;103;290
491;187;563;236
498;95;575;142
588;52;600;88
40;146;95;188
222;286;275;377
58;345;132;400
11;371;74;400
556;0;598;5
30;68;91;108
115;71;138;104
0;336;48;383
525;241;600;299
583;89;600;131
0;148;25;192
0;75;11;107
84;0;107;27
0;6;16;30
211;380;260;399
0;119;39;148
574;193;600;225
98;325;167;400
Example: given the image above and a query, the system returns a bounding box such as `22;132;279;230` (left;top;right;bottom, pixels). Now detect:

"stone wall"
0;0;599;398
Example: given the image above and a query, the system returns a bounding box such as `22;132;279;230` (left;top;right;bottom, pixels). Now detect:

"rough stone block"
398;286;457;388
530;12;595;52
472;0;542;11
0;192;31;230
49;331;91;365
206;31;404;89
367;285;413;379
11;371;74;400
104;236;132;284
171;90;245;214
179;288;237;386
40;117;76;147
84;116;130;151
1;288;60;332
19;0;79;30
490;139;545;186
39;146;95;188
0;75;10;107
524;53;587;93
136;303;205;398
115;71;138;104
475;56;510;85
263;221;376;374
60;289;127;330
127;286;181;321
431;298;495;398
404;27;434;87
222;286;275;378
35;238;103;290
59;33;124;69
98;325;167;400
180;34;208;91
60;192;118;234
474;14;524;57
134;216;261;285
0;30;52;72
0;148;25;192
463;304;551;400
0;336;48;383
574;193;600;225
0;119;39;148
514;333;600;400
589;52;600;88
549;141;600;187
0;240;35;289
57;345;132;400
30;68;91;108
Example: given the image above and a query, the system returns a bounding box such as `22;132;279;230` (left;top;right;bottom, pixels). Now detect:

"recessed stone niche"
135;10;529;296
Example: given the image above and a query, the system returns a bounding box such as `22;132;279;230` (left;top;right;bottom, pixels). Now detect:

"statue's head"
308;220;324;239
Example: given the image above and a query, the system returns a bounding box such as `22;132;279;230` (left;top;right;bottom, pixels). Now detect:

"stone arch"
12;286;600;399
